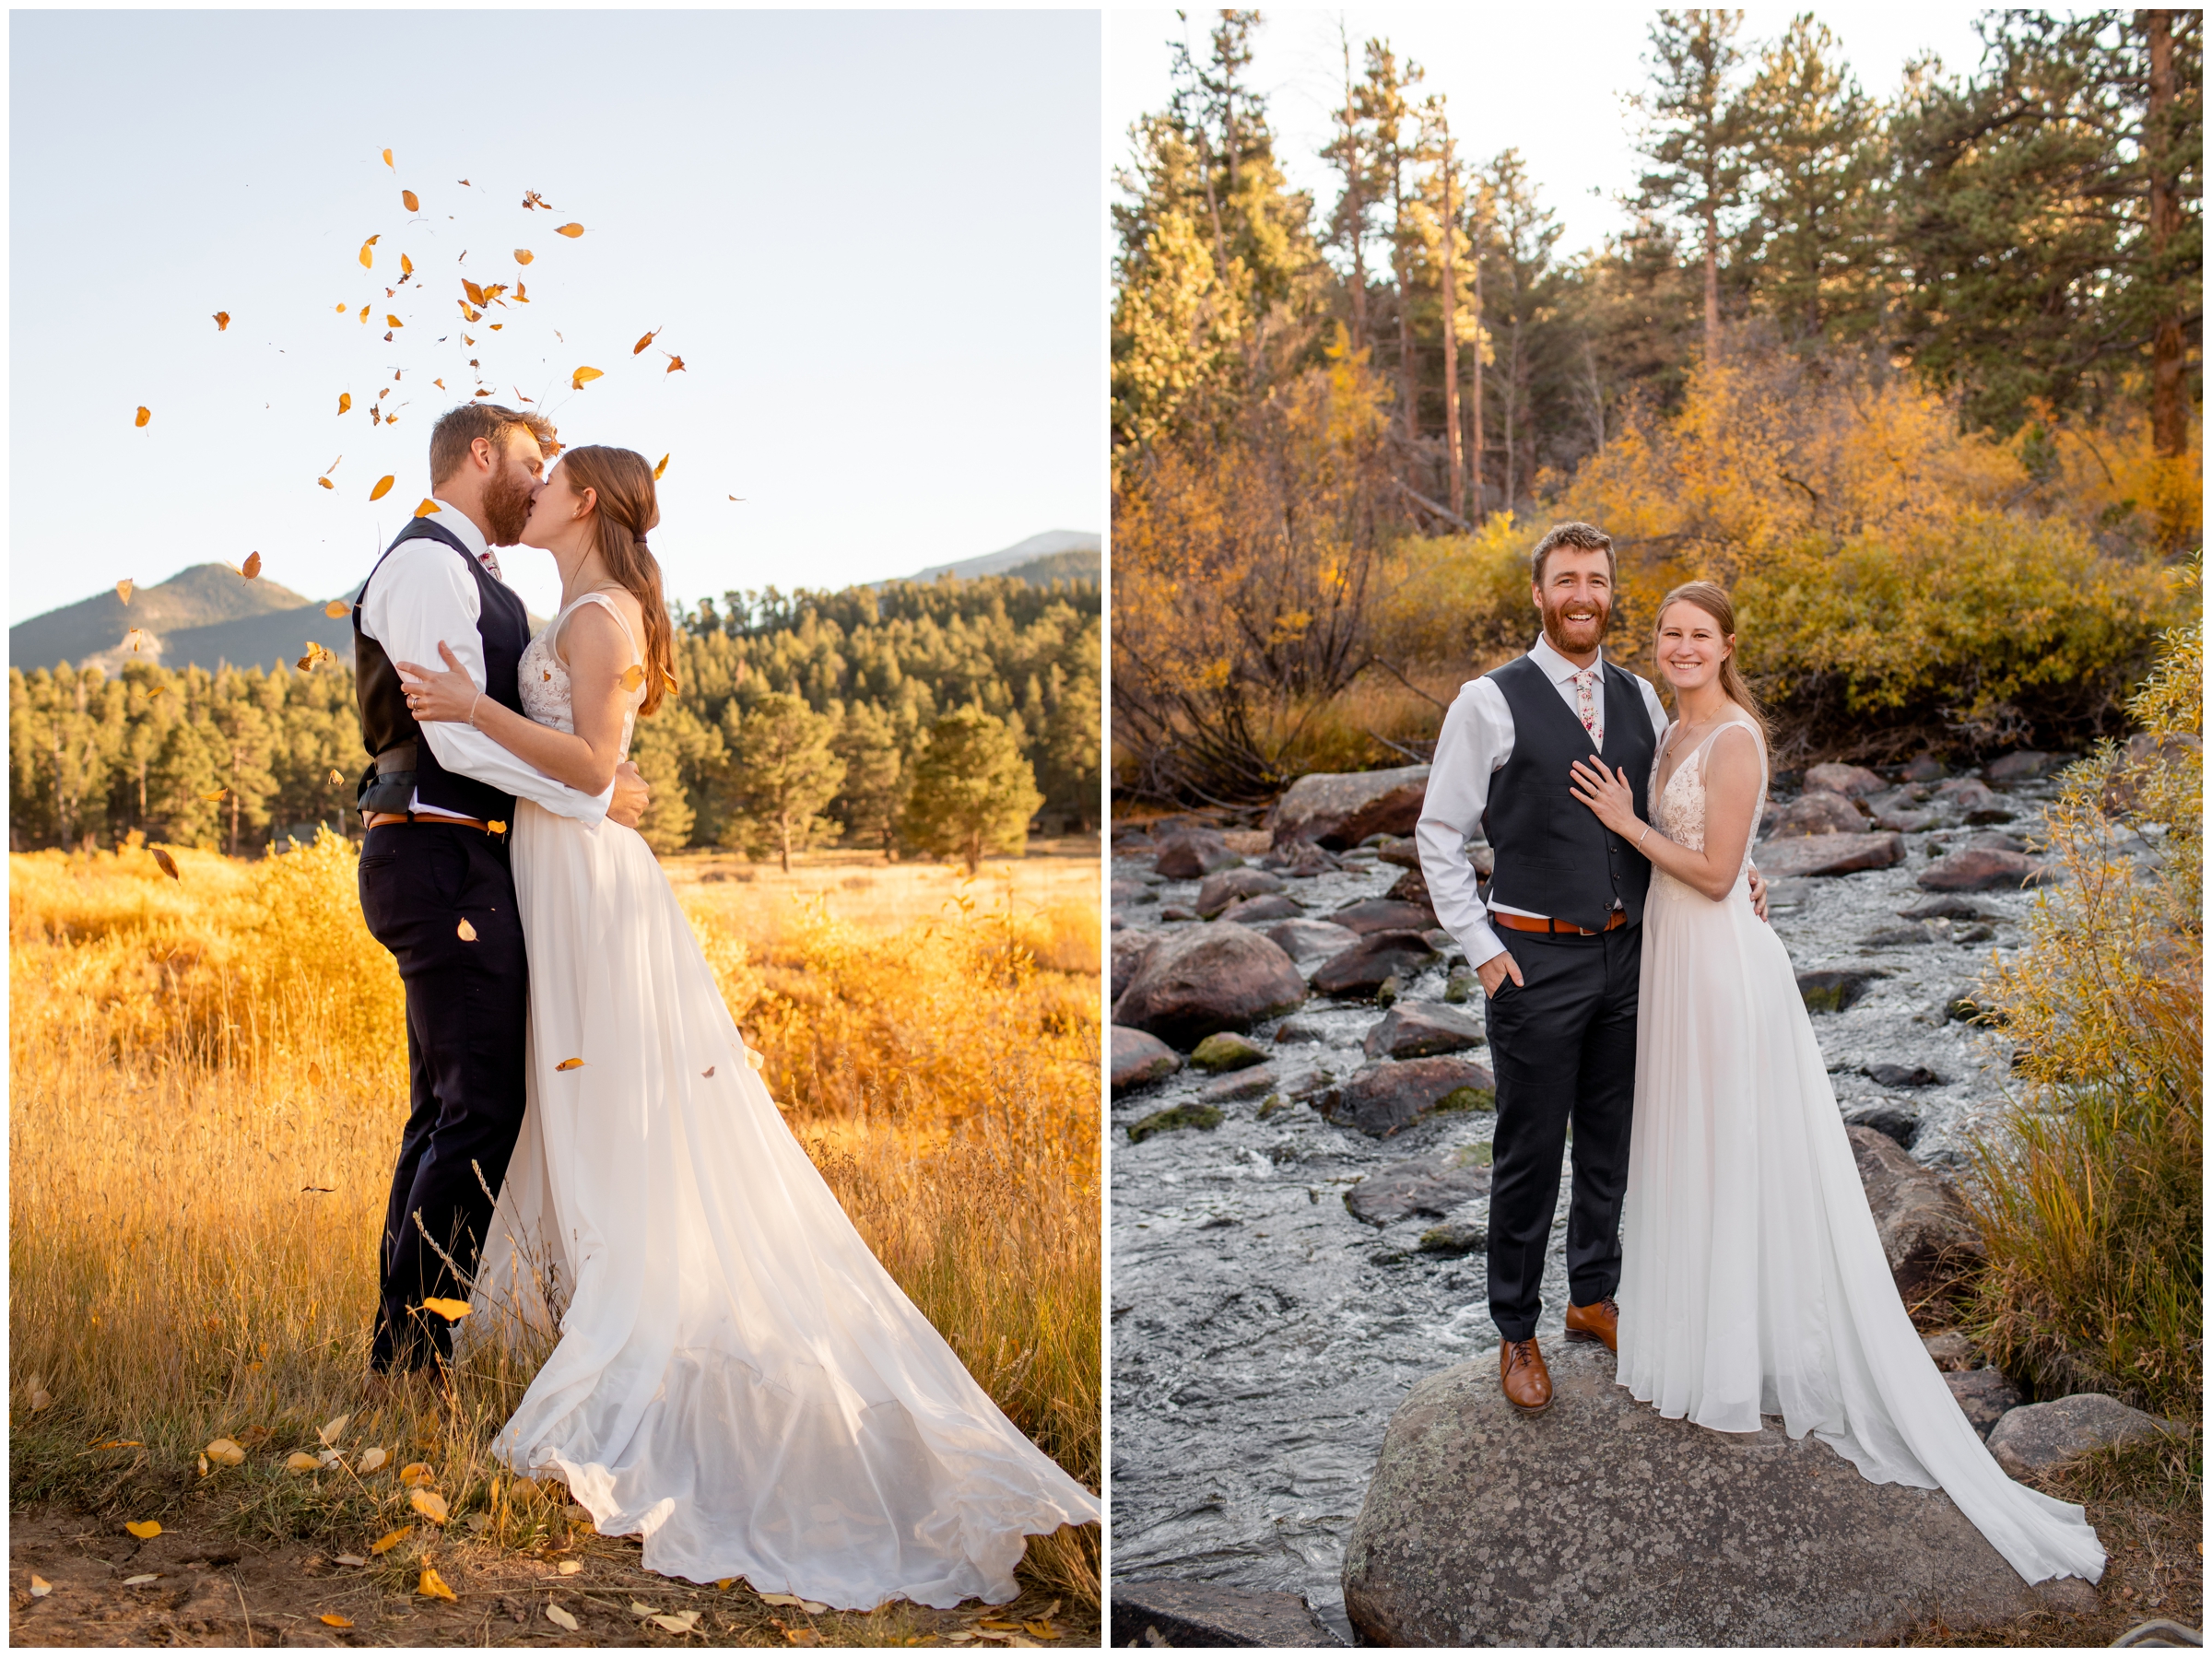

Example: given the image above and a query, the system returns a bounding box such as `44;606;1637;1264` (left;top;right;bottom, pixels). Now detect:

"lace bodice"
518;590;643;762
1649;716;1767;894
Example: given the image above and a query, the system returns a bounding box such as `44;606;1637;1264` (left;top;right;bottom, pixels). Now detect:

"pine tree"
832;701;907;861
721;692;844;874
900;708;1042;876
1633;9;1754;359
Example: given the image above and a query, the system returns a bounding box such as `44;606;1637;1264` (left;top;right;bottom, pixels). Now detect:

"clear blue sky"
10;9;1102;626
1110;6;1992;264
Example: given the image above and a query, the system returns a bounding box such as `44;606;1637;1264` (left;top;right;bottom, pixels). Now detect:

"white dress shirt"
1416;634;1673;970
357;499;613;824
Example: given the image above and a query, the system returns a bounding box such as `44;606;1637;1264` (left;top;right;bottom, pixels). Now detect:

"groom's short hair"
429;405;560;487
1531;521;1615;585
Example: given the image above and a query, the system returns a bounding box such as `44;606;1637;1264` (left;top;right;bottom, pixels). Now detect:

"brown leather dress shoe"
1500;1337;1552;1413
1565;1296;1620;1353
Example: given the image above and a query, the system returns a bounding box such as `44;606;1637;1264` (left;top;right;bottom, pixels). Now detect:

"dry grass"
9;830;1101;1626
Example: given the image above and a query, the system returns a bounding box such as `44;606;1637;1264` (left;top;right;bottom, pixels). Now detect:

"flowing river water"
1107;771;2073;1643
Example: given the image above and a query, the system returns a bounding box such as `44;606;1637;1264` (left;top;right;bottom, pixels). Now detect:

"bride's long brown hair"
559;445;675;715
1653;581;1768;742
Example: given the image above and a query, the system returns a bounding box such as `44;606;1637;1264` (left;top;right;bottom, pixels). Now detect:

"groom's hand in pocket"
1477;949;1524;996
609;759;651;828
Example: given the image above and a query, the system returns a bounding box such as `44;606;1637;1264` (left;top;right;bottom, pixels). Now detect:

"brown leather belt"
363;812;498;833
1494;910;1628;936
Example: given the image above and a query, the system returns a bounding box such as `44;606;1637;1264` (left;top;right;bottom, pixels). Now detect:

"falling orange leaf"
320;1615;354;1628
382;147;394;170
359;240;377;270
571;366;603;390
660;667;679;693
456;917;478;942
457;177;470;186
522;189;552;210
701;1066;715;1078
338;392;352;415
325;600;349;618
433;378;446;389
418;1565;456;1600
201;788;228;803
151;847;180;880
138;684;165;699
124;627;155;652
116;579;134;605
462;277;487;306
555;1057;585;1072
370;476;395;501
487;819;508;833
555;222;584;238
135;406;151;427
514;248;534;264
318;477;335;490
653;454;669;480
328;769;346;786
213;311;230;331
633;328;660;356
241;551;263;580
423;1296;472;1322
513;280;529;302
401;253;414;276
359;304;371;323
370;1526;411;1555
617;664;646;693
402;189;419;211
665;355;686;374
386;314;403;328
413;499;441;518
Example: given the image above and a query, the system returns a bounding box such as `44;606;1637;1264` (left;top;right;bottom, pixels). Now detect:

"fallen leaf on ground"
782;1632;823;1648
422;1297;471;1321
318;1414;350;1447
124;1521;161;1540
457;917;478;942
320;1613;354;1628
27;1377;53;1410
370;1527;411;1555
715;1579;734;1591
29;1575;51;1597
335;1554;367;1567
286;1452;320;1473
558;1560;582;1576
631;1600;656;1616
370;475;394;501
409;1488;449;1524
1023;1622;1058;1639
151;848;180;880
357;1447;388;1473
123;1573;159;1587
555;1057;585;1072
547;1603;579;1630
135;406;151;427
653;1611;703;1634
398;1463;434;1488
198;1453;209;1476
760;1593;830;1614
205;1438;244;1466
418;1565;455;1601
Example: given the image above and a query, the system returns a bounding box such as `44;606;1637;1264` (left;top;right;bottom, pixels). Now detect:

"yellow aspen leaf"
325;600;349;618
747;1051;765;1070
660;667;678;694
317;1414;350;1447
487;819;508;834
338;392;352;415
123;627;154;652
398;1462;434;1488
715;1579;734;1592
555;1057;585;1072
320;1614;354;1628
514;280;529;302
453;914;479;943
151;847;180;881
212;311;230;331
29;1574;53;1597
358;1446;388;1473
514;248;534;264
205;1439;245;1466
409;1488;450;1524
555;222;584;238
423;1296;471;1322
285;1452;320;1473
135;406;151;427
559;1561;583;1576
666;356;687;374
1022;1623;1056;1639
123;1573;160;1587
386;314;403;328
116;578;134;604
633;328;660;355
402;253;414;276
402;189;419;211
359;304;371;323
201;788;229;803
571;366;603;391
653;1612;702;1634
319;477;335;489
406;497;438;519
139;684;165;699
327;768;345;786
462;277;487;306
125;1521;162;1540
241;551;262;580
370;1526;411;1555
370;476;395;501
335;300;346;312
382;147;394;169
433;377;446;390
618;664;646;692
547;1604;580;1630
653;453;669;480
418;1564;455;1600
198;1453;209;1476
359;242;375;269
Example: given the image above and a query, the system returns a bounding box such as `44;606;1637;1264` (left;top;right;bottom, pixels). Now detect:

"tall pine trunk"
1440;133;1464;520
2147;10;2186;460
1469;188;1485;522
1702;200;1722;358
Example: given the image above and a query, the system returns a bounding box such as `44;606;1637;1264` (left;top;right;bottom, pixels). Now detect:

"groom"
1416;522;1761;1413
352;404;650;1380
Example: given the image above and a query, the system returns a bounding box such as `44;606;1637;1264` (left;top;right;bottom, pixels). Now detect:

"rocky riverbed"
1107;757;2097;1643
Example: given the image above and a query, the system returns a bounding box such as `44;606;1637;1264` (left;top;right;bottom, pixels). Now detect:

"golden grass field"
8;831;1101;1646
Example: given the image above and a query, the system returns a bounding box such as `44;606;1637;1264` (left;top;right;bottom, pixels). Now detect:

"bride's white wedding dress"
1615;715;2104;1586
464;592;1099;1608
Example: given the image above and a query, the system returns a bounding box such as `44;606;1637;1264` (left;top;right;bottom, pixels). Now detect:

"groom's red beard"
483;462;537;546
1540;591;1611;655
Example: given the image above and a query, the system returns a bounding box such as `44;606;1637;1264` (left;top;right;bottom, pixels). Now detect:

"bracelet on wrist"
1635;822;1652;848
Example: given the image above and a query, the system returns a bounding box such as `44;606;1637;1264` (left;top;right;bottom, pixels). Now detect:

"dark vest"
1482;652;1659;932
352;518;529;821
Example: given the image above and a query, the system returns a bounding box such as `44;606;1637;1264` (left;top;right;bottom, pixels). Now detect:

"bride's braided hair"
559;445;676;715
1653;581;1769;742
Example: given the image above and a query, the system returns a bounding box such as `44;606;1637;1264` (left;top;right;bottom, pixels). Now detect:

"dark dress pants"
358;822;530;1371
1481;922;1641;1342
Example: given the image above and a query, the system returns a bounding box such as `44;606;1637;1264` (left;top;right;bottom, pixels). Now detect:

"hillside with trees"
1112;9;2200;799
7;573;1100;858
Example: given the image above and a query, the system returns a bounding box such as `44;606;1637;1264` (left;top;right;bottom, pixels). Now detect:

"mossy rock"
1433;1086;1495;1114
1128;1103;1225;1144
1443;967;1479;1005
1452;1141;1494;1168
1418;1220;1488;1256
1256;1094;1292;1121
1190;1032;1269;1073
1376;974;1406;1008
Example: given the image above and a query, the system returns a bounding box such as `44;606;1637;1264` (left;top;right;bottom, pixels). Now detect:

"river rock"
1376;837;1424;868
1109;1580;1342;1648
1342;1341;2086;1647
1985;749;2061;783
1418;1219;1488;1255
1805;762;1887;798
1917;847;2057;892
1218;893;1304;927
1933;777;2010;822
1194;866;1285;918
1846;1124;1985;1302
1900;895;1992;922
1155;829;1243;880
1965;828;2030;853
1192;1031;1269;1072
1754;830;1906;878
1922;1329;1981;1371
1343;1151;1493;1225
1946;1369;2026;1439
1110;1026;1182;1095
1265;840;1343;878
1767;791;1868;837
1798;969;1882;1013
1868;1063;1944;1088
1271;1016;1328;1044
1842;1099;1922;1149
1112;923;1310;1050
1269;765;1432;851
1384;865;1432;909
1112;932;1161;1002
1363;1002;1486;1061
1874;807;1941;834
1264;919;1362;961
1127;1102;1224;1145
1986;1393;2176;1478
1204;1064;1281;1103
1323;1056;1495;1138
1329;899;1438;935
1311;931;1441;999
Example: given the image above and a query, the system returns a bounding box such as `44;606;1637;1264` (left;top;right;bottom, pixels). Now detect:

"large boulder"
1310;931;1441;1000
1363;1002;1486;1061
1111;931;1161;1003
1194;866;1285;919
1984;749;2062;783
1918;847;2058;892
1109;1581;1342;1648
1933;777;2011;822
1110;1026;1182;1095
1328;899;1440;935
1945;1369;2025;1439
1985;1393;2176;1479
1341;1342;2090;1647
1269;765;1432;851
1155;828;1243;880
1846;1124;1985;1302
1343;1151;1491;1226
1264;918;1363;961
1321;1056;1495;1137
1112;923;1309;1050
1383;864;1432;906
1804;761;1888;798
1766;792;1867;838
1754;830;1906;878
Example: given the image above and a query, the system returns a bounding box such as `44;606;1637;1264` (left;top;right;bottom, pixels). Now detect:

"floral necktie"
478;548;503;582
1572;666;1603;748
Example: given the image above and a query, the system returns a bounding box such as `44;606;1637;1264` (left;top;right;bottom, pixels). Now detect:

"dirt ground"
7;1505;1098;1649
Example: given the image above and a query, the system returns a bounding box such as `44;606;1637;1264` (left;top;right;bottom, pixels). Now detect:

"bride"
1564;581;2104;1587
393;444;1099;1609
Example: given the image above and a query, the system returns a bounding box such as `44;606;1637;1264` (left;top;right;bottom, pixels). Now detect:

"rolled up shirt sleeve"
360;544;615;825
1417;676;1512;970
